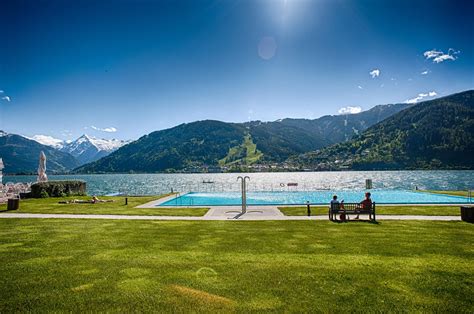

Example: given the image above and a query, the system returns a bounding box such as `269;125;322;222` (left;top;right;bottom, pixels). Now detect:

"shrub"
30;181;86;198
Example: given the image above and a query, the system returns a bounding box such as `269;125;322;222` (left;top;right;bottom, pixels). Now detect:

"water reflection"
4;170;474;196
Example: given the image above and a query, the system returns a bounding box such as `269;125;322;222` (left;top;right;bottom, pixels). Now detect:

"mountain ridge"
32;134;131;165
0;132;80;174
290;90;474;170
75;99;417;173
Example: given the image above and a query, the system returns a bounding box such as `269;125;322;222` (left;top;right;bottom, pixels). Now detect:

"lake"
3;171;474;196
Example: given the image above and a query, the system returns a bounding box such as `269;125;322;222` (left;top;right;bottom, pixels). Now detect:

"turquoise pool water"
160;190;471;206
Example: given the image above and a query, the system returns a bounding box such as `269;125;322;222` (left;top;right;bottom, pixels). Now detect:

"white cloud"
421;70;429;75
357;85;363;89
423;50;443;59
338;106;362;114
1;96;10;102
369;69;380;78
0;90;4;93
91;125;118;133
433;54;455;63
31;135;64;149
405;91;437;104
424;48;459;63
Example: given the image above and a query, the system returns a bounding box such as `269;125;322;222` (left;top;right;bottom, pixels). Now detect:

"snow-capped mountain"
61;134;130;165
0;131;80;174
32;134;130;166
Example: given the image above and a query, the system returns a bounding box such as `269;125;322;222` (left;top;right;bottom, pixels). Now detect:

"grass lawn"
278;205;461;216
0;219;472;312
420;190;472;197
0;195;209;217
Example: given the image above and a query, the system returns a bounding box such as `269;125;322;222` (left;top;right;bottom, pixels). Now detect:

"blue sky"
1;0;473;141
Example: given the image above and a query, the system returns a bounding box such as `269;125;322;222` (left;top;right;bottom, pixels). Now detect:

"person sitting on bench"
355;192;372;219
330;195;346;219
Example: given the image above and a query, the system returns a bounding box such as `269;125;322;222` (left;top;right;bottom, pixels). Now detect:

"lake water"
3;171;474;196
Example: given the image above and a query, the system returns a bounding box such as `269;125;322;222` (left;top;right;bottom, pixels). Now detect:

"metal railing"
164;182;335;194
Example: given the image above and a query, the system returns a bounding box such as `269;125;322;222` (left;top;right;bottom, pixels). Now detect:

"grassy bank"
0;196;209;217
0;219;472;312
279;205;461;216
420;190;472;197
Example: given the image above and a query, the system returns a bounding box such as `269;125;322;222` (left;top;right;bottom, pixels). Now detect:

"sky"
1;0;473;141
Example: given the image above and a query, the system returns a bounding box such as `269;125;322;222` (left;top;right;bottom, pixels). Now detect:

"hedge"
30;180;87;198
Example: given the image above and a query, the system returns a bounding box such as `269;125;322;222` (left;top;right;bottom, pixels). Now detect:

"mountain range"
31;134;130;165
1;90;472;174
0;133;129;174
0;131;80;174
76;100;413;173
290;90;474;170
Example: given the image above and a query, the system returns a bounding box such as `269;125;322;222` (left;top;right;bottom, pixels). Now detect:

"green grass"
278;205;461;216
0;219;472;312
219;134;263;166
0;195;209;216
420;190;472;197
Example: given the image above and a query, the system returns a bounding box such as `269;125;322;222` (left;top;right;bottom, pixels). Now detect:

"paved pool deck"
0;212;462;221
0;194;467;221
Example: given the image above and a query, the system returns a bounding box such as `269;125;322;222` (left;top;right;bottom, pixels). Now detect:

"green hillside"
76;119;328;173
0;133;79;174
291;90;474;170
219;134;263;166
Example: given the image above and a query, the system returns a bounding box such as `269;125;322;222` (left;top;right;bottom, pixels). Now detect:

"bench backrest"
330;202;375;211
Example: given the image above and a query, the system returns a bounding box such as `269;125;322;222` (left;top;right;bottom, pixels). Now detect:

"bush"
39;190;49;198
30;181;86;198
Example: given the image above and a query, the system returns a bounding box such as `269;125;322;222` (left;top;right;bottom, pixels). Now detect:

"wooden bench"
328;202;376;222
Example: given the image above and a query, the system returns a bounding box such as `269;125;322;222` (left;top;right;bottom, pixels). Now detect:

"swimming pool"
159;190;471;206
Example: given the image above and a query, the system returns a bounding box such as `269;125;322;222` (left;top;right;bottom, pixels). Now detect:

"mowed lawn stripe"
0;219;472;312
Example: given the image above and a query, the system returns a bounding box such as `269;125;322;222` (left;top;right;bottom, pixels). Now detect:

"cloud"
423;50;442;59
0;90;3;93
1;96;11;102
338;106;362;114
424;48;459;63
405;91;437;104
357;85;363;89
31;135;64;148
369;69;380;78
421;70;429;75
91;125;117;133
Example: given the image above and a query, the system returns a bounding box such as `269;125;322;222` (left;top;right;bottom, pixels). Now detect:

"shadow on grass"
331;219;380;225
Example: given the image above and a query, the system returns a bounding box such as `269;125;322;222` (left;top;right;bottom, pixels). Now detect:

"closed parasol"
37;151;48;182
